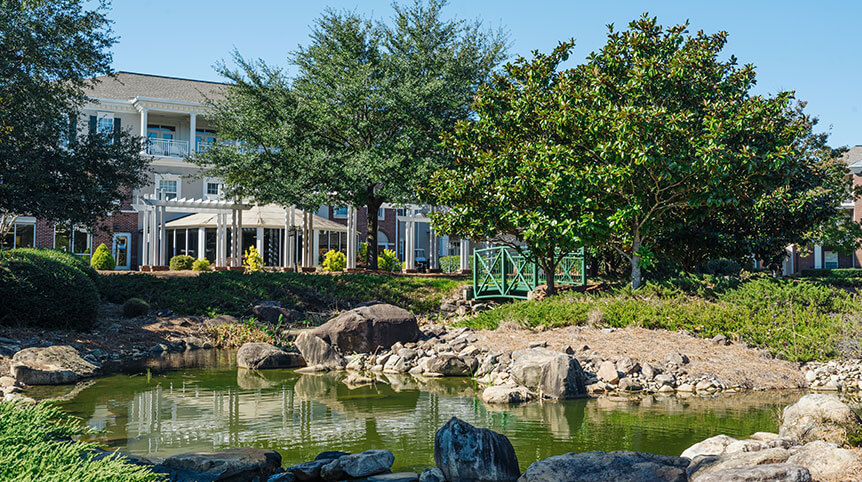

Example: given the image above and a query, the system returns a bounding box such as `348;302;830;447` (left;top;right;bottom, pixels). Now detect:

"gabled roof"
840;145;862;173
83;71;226;104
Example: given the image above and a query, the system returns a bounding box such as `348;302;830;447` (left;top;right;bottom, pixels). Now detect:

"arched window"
377;231;394;251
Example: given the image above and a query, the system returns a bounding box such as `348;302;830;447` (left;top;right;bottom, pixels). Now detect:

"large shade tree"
0;0;149;239
195;0;507;268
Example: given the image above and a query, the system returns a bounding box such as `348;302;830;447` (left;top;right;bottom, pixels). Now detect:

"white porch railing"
146;138;189;157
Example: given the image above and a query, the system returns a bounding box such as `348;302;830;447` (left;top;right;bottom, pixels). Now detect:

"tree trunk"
366;199;381;270
542;259;557;297
630;231;642;290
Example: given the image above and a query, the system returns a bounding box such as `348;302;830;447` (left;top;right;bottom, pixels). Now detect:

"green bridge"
472;246;586;300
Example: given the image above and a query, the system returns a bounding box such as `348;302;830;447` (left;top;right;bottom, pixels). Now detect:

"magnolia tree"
428;15;859;289
195;0;506;268
423;42;607;295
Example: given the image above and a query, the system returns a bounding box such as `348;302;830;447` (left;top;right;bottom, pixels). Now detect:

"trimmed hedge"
122;298;150;318
12;248;98;282
169;254;195;271
0;249;100;329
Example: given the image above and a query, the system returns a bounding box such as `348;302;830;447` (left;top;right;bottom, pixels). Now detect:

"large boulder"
519;451;688;482
481;385;535;404
686;448;793;480
681;435;739;459
509;348;586;399
692;464;811;482
10;345;98;385
253;301;302;324
294;332;345;371
236;342;305;370
320;450;394;480
312;302;420;353
434;417;520;482
154;448;282;482
779;394;862;446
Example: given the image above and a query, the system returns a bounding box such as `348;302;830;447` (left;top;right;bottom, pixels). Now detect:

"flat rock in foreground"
313;302;420;353
519;451;688;482
236;342;304;370
11;345;99;385
155;447;282;482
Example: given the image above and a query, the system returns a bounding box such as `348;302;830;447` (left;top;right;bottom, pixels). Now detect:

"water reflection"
31;358;816;472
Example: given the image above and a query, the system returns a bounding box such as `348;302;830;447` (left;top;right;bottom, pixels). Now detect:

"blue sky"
107;1;861;146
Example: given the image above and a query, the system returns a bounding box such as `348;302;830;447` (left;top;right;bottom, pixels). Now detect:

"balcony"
145;138;188;158
146;138;189;158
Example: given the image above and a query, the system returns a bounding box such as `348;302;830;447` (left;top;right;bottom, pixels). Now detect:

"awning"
165;204;349;232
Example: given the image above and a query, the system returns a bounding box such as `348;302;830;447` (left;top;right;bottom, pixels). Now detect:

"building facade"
2;72;459;270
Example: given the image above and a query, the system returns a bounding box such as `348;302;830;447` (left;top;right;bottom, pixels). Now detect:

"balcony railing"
146;138;189;157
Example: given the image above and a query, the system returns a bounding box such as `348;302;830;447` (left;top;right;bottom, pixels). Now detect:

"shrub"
702;258;742;276
12;247;98;282
358;242;368;262
0;250;99;329
0;401;157;481
377;248;401;272
322;249;346;272
800;268;862;278
192;258;211;271
169;254;195;271
89;243;116;270
243;246;264;272
123;298;150;318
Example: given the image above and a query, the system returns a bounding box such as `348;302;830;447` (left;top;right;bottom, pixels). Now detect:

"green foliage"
11;248;98;282
0;1;149;236
377;248;401;272
192;258;212;272
169;255;194;271
702;259;742;277
242;246;264;272
0;401;157;481
439;255;473;273
322;249;347;272
358;242;368;262
194;1;506;269
0;249;99;329
122;298;150;318
465;276;858;362
800;268;862;278
98;270;463;317
89;243;115;270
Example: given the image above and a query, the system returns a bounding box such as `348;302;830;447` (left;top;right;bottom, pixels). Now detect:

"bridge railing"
472;246;585;299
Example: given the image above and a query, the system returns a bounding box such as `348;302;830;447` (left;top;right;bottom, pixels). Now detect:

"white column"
216;213;224;266
142;207;149;266
140;109;148;153
150;208;157;266
300;211;308;268
346;206;356;269
288;206;295;269
159;206;167;265
309;214;316;267
429;225;438;270
197;227;206;260
230;208;237;267
256;227;264;255
459;238;470;271
188;113;197;155
237;204;244;261
283;207;290;269
814;244;823;269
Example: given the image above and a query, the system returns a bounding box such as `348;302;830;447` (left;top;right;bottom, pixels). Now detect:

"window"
378;208;385;220
824;251;839;270
147;124;178;156
203;177;223;200
54;225;90;256
96;112;114;134
155;174;181;200
196;128;216;152
333;207;348;218
1;223;35;249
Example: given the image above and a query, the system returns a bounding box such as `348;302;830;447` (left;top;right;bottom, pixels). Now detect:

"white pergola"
133;193;349;269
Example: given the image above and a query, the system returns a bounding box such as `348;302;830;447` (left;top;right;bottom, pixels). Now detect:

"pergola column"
197;227;205;260
159;205;167;265
308;212;315;267
230;208;237;267
346;206;357;269
300;211;309;268
237;204;244;262
429;225;438;271
404;209;415;271
256;227;264;255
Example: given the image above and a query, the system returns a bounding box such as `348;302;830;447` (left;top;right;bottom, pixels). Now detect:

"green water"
29;350;804;472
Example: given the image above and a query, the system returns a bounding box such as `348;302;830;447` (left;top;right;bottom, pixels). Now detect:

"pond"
30;350;808;473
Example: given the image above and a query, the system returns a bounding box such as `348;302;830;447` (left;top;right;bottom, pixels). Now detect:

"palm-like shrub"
377;249;401;272
90;243;115;270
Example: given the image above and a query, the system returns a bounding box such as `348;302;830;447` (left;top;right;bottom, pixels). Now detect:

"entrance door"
113;233;131;270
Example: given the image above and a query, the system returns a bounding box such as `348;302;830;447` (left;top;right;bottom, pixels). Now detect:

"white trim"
333;206;348;219
154;173;182;200
112;232;132;270
53;224;92;255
